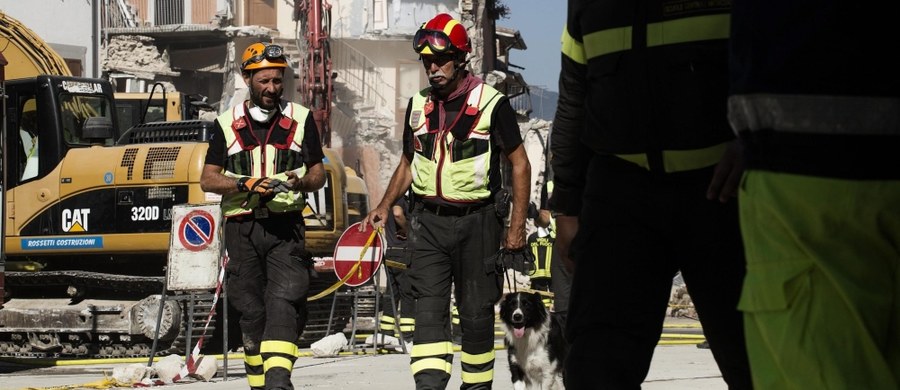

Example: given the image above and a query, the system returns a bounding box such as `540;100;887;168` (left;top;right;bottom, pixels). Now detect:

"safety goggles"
242;44;286;69
414;30;454;54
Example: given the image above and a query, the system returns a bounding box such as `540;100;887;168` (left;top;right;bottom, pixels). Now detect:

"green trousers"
739;170;900;389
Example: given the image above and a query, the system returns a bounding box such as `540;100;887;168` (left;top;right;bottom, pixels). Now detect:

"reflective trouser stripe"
411;341;453;357
245;353;264;366
461;369;494;385
411;341;454;375
380;315;397;332
452;307;460;325
264;356;295;372
461;350;495;385
247;374;265;388
411;357;454;375
399;317;416;332
261;340;299;356
244;353;264;388
260;340;298;379
615;142;728;173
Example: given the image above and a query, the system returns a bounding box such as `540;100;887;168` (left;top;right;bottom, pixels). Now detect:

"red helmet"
413;13;471;55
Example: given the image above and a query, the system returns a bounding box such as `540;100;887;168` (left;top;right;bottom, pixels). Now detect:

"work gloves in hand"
237;176;293;208
237;177;292;196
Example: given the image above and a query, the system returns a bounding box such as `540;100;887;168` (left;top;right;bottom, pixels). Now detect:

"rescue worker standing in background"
379;195;417;346
200;42;326;390
527;202;554;309
550;2;752;388
361;13;530;389
729;3;900;388
534;179;572;326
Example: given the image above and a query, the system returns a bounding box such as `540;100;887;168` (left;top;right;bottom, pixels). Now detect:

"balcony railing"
104;0;220;29
331;39;391;117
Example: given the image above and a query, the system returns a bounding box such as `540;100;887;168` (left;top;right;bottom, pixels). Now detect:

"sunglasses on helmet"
242;44;286;69
414;30;454;54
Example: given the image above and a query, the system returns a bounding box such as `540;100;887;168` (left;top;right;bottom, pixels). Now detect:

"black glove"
270;179;292;194
527;202;539;220
497;248;535;275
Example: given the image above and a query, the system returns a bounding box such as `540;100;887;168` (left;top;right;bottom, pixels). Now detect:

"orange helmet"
241;42;288;71
414;13;471;55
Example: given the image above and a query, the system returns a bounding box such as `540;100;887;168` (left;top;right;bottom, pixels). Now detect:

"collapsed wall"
103;35;174;81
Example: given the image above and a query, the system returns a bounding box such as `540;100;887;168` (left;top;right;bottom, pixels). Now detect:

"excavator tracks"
0;271;354;358
0;295;214;359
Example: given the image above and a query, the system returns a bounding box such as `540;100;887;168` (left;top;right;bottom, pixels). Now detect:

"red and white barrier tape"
170;252;229;383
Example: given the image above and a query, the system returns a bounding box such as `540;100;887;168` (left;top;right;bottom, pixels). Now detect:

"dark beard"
250;88;279;110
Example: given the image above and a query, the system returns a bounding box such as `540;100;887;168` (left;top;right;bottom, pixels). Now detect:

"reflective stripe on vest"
729;94;900;136
408;83;503;202
562;14;730;64
529;234;553;279
218;103;310;216
615;142;729;173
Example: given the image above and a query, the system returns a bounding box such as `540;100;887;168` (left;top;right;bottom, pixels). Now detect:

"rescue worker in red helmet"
362;13;531;389
200;42;326;390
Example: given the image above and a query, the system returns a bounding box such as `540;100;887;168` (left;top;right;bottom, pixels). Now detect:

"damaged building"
97;0;548;205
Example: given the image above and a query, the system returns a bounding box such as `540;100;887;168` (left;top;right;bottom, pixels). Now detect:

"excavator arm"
293;0;334;147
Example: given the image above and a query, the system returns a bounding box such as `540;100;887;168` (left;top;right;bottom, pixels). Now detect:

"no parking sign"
167;204;223;291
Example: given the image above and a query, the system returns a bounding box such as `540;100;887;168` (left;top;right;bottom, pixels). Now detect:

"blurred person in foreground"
550;1;752;388
729;2;899;388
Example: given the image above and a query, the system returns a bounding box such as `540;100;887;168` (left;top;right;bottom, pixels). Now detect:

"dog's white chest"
506;325;563;389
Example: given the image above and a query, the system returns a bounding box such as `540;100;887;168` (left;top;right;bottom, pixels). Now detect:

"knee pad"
459;313;495;349
416;297;449;325
242;334;261;355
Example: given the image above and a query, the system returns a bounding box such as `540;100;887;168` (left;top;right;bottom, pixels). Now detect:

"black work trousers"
564;155;752;390
407;204;503;390
225;213;311;390
382;247;417;340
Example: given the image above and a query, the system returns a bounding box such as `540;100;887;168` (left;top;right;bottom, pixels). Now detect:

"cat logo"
62;208;91;232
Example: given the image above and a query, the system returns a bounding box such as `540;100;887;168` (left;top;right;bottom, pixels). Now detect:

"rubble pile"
669;283;698;319
103;35;174;80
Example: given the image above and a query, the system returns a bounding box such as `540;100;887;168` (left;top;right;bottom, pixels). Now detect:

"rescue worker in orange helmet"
200;42;326;390
361;13;531;390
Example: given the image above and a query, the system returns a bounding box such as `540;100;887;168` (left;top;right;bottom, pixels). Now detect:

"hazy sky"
502;2;567;92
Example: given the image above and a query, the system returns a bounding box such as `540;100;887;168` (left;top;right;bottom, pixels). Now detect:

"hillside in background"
528;86;558;122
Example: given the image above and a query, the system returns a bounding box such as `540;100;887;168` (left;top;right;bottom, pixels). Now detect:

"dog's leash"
494;248;534;293
494;248;555;298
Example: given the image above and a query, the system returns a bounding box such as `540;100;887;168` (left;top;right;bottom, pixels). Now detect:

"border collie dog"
499;291;567;390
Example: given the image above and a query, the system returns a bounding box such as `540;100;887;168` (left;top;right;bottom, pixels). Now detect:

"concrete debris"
103;35;174;79
520;118;553;236
311;332;348;357
111;363;155;384
365;333;401;346
153;354;185;383
669;283;697;319
191;355;219;381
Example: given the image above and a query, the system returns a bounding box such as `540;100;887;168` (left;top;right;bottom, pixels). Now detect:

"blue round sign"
179;210;215;251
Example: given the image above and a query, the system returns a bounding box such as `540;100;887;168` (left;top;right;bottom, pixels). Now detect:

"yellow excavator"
0;11;367;358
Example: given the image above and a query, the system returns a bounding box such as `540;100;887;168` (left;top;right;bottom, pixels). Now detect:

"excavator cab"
2;75;118;190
